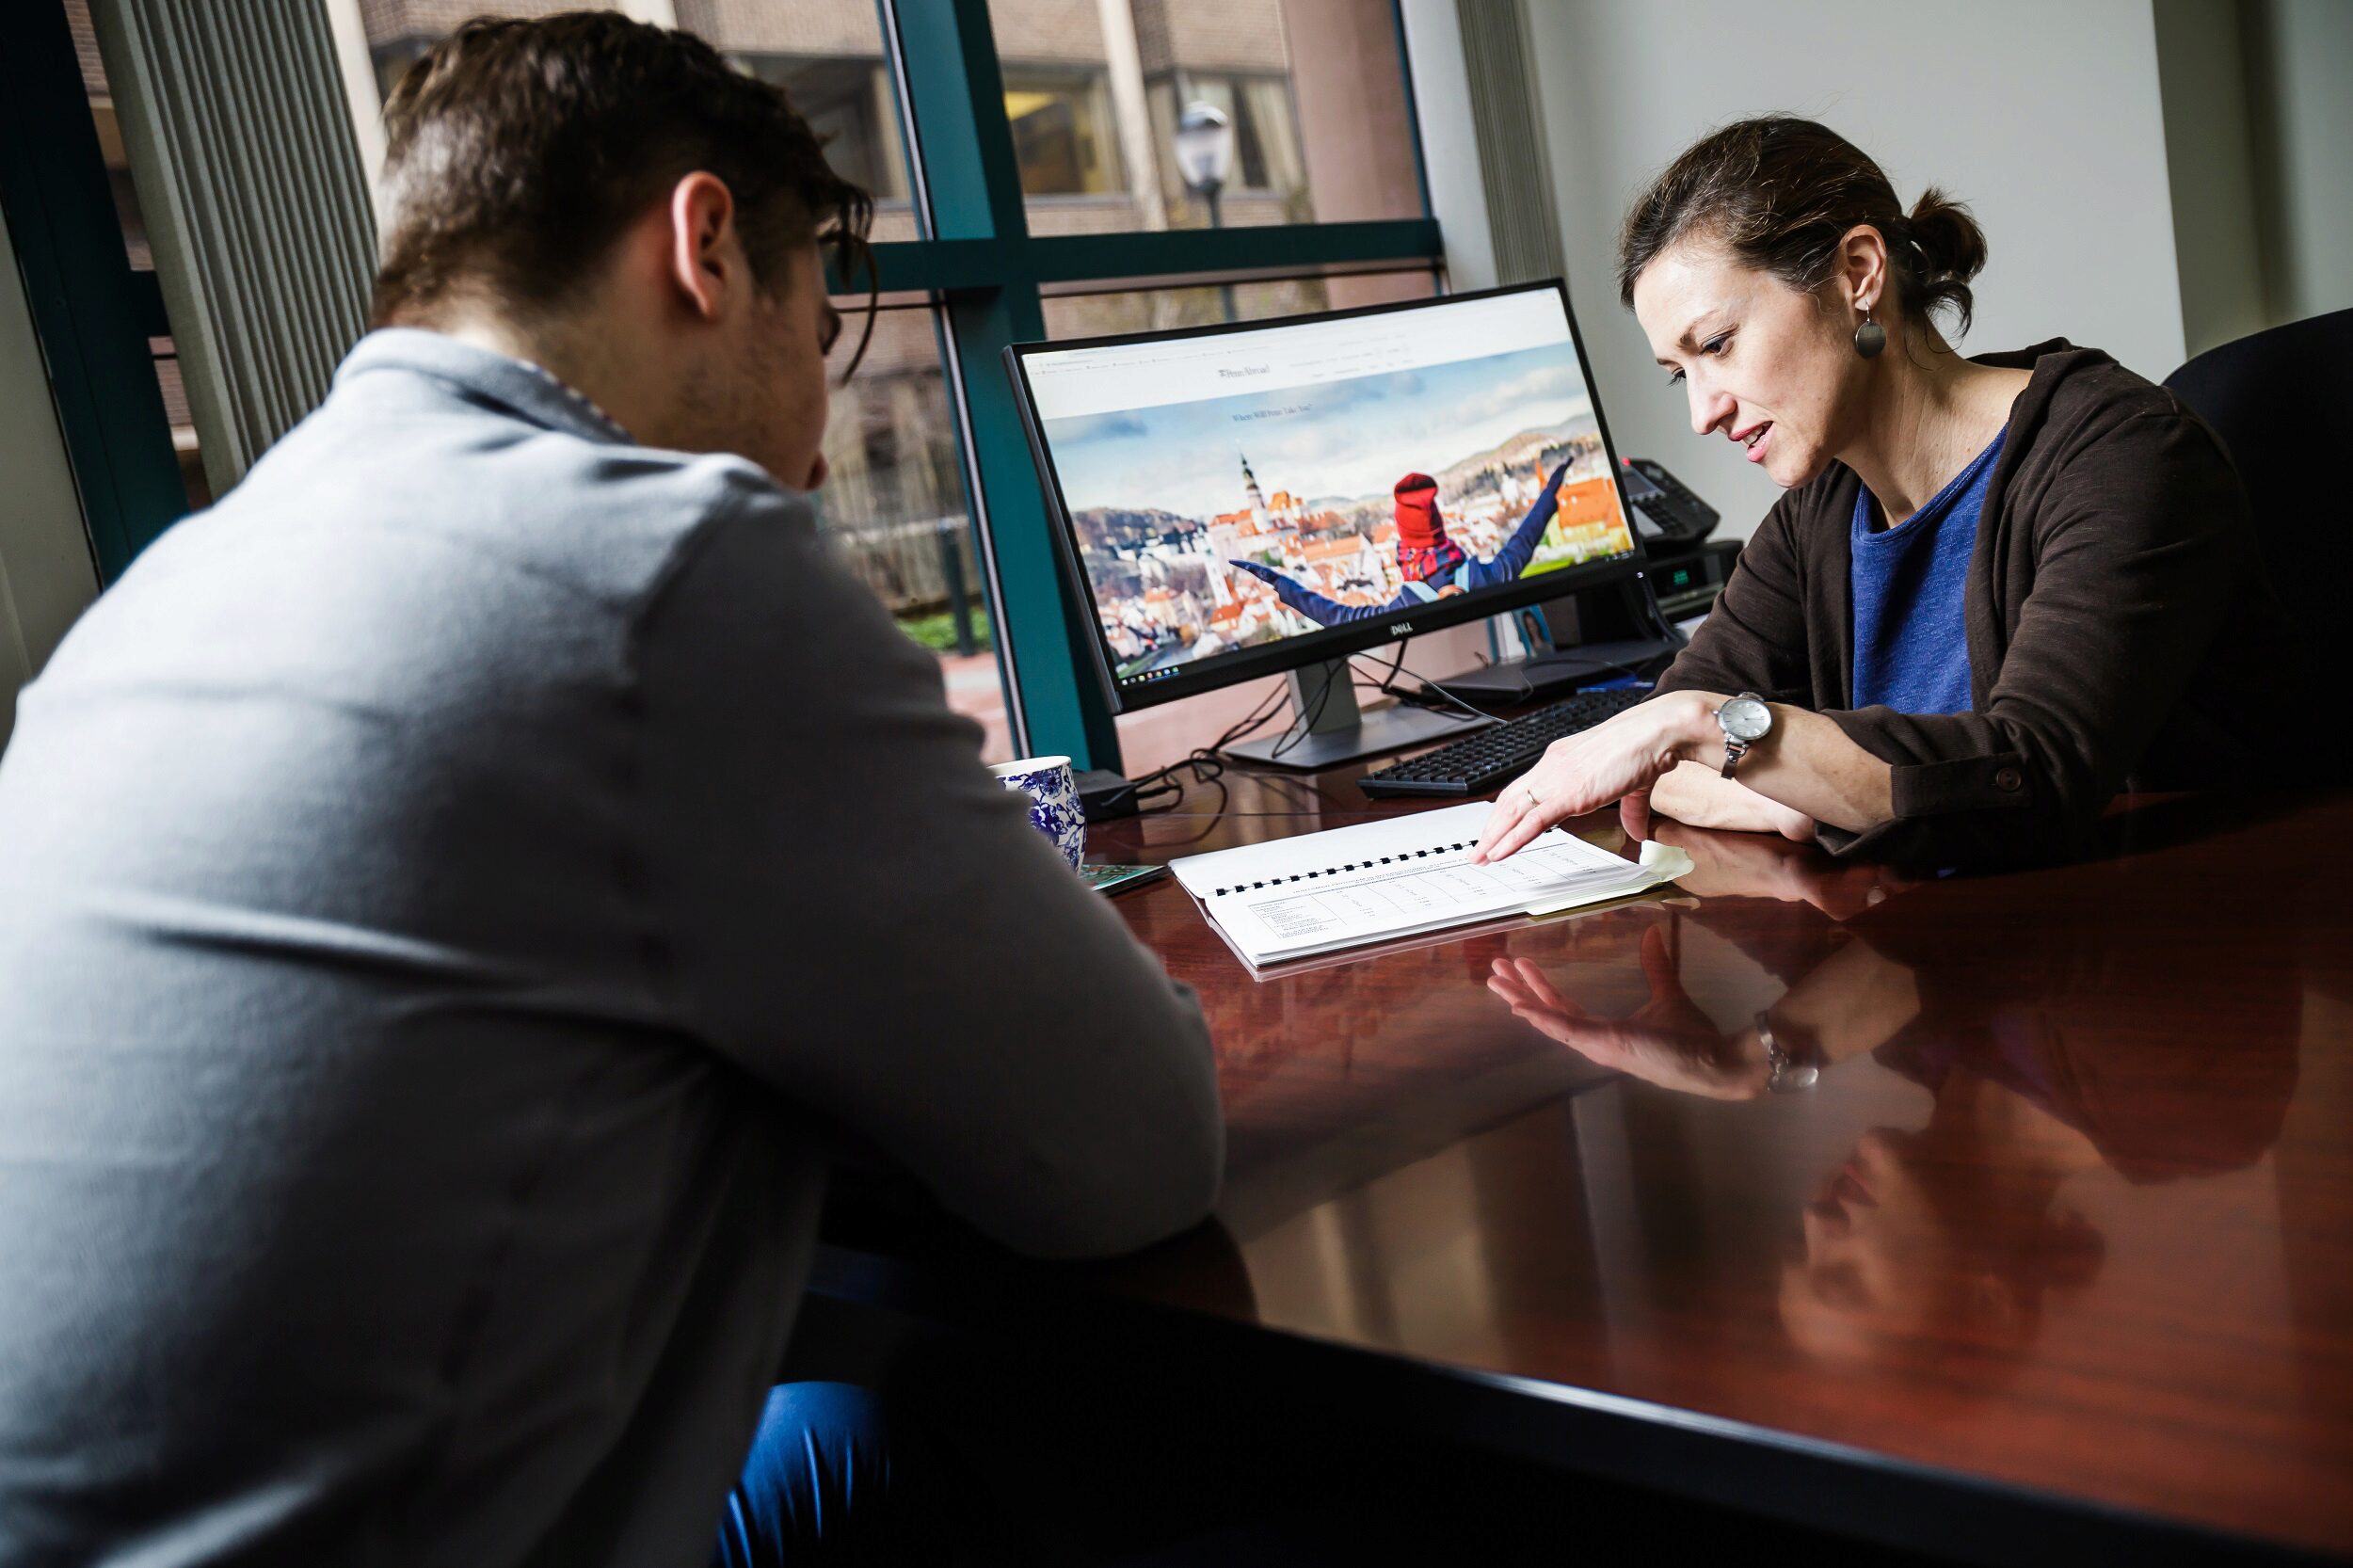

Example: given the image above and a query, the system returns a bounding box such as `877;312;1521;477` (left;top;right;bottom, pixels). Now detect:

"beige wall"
2153;0;2270;358
2238;0;2353;329
2154;0;2353;358
0;208;104;753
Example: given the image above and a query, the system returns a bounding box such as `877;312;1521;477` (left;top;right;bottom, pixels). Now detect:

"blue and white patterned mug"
989;754;1087;872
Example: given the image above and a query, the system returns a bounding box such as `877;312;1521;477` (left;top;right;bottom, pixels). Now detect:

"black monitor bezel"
1002;278;1650;715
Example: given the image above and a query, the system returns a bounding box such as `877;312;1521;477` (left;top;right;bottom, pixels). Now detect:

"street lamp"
1174;102;1238;321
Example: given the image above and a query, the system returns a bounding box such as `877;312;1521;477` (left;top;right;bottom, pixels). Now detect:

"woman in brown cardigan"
1472;117;2297;872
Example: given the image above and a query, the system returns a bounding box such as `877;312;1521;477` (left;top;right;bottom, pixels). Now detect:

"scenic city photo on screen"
1021;288;1637;690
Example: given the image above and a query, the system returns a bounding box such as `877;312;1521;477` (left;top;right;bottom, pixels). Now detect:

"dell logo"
1390;620;1415;635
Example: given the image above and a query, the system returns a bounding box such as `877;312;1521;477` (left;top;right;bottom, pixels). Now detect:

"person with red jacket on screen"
1231;462;1572;626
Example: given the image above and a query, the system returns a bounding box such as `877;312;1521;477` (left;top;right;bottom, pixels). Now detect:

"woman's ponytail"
1901;186;1989;336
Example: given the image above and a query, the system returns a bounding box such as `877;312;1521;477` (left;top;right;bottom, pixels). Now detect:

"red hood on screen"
1394;473;1465;584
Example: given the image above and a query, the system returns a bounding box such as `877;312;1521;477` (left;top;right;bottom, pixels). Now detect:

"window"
816;300;1012;762
1003;69;1125;199
987;0;1422;236
361;1;923;242
1144;73;1301;200
338;0;1441;773
737;56;918;240
64;0;207;514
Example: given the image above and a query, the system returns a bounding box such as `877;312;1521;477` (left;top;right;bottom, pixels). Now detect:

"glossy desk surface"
844;776;2353;1560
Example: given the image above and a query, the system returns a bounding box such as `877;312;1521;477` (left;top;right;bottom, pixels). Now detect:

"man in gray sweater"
0;16;1221;1567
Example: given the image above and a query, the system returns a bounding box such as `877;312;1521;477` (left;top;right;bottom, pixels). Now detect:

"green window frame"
854;0;1444;772
0;0;185;584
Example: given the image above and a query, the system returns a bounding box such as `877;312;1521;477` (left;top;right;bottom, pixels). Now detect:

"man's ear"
664;171;739;323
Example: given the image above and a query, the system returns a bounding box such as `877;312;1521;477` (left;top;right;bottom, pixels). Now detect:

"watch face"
1722;697;1771;743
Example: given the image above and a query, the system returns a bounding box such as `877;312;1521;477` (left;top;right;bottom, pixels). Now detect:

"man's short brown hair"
372;12;873;363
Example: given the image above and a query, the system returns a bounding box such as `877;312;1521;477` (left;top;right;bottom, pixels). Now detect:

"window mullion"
0;0;186;580
887;0;1120;771
1023;218;1443;286
884;0;1029;245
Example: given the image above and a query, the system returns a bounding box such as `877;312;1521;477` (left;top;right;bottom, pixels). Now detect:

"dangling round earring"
1853;303;1886;360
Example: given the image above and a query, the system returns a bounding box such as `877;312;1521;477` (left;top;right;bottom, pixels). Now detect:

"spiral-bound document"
1168;801;1691;968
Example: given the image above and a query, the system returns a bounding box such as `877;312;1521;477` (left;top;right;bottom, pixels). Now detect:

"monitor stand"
1225;659;1491;771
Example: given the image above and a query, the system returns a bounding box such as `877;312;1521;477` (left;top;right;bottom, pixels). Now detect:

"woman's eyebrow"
1657;311;1730;364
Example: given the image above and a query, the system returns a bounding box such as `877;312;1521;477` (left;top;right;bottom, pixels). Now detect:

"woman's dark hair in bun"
1617;115;1988;337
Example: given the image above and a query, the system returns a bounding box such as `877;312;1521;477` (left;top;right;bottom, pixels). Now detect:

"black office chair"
2165;308;2353;780
2164;309;2353;648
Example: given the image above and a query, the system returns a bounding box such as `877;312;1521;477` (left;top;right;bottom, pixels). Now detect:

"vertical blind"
90;0;376;497
1454;0;1565;286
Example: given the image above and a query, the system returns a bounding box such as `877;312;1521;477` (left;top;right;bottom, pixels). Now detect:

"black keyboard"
1359;688;1652;796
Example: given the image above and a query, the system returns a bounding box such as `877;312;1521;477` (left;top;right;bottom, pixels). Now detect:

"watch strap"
1755;1009;1820;1093
1718;691;1768;777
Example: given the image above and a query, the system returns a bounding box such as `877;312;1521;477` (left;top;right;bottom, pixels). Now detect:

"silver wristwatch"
1754;1009;1819;1094
1716;691;1772;777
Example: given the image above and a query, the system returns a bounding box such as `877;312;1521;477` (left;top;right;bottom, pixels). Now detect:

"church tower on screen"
1241;450;1269;533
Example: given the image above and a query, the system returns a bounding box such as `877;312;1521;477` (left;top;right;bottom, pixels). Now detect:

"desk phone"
1620;458;1720;546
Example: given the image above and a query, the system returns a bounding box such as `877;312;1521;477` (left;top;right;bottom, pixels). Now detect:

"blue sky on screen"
1042;343;1597;521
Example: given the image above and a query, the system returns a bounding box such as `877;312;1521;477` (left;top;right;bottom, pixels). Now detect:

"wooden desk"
819;773;2353;1564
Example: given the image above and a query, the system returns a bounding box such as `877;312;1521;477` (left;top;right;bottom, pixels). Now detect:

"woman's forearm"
1475;690;1894;865
1649;760;1814;838
1738;706;1896;833
1662;694;1896;835
1772;934;1920;1062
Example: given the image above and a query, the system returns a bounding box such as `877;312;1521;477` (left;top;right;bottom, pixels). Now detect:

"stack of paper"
1169;801;1690;968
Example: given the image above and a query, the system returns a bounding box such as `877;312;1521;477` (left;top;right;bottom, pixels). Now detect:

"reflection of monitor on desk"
1004;280;1651;772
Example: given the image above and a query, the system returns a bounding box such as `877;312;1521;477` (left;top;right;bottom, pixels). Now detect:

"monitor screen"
1006;280;1645;712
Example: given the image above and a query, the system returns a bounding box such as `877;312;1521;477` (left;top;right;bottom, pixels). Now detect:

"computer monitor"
1005;280;1650;767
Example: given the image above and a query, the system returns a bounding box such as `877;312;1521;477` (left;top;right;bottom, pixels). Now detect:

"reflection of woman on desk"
1492;920;2109;1360
1490;824;2298;1144
1780;1080;2108;1372
1489;833;2297;1370
1228;465;1572;627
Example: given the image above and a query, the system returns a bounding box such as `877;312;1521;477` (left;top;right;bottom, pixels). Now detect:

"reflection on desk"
826;781;2353;1562
1497;825;2302;1457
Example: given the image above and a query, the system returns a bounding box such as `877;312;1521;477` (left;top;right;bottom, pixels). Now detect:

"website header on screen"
1020;288;1576;424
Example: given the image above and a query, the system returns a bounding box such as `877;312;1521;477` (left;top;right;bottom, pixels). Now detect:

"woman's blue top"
1849;430;2007;714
